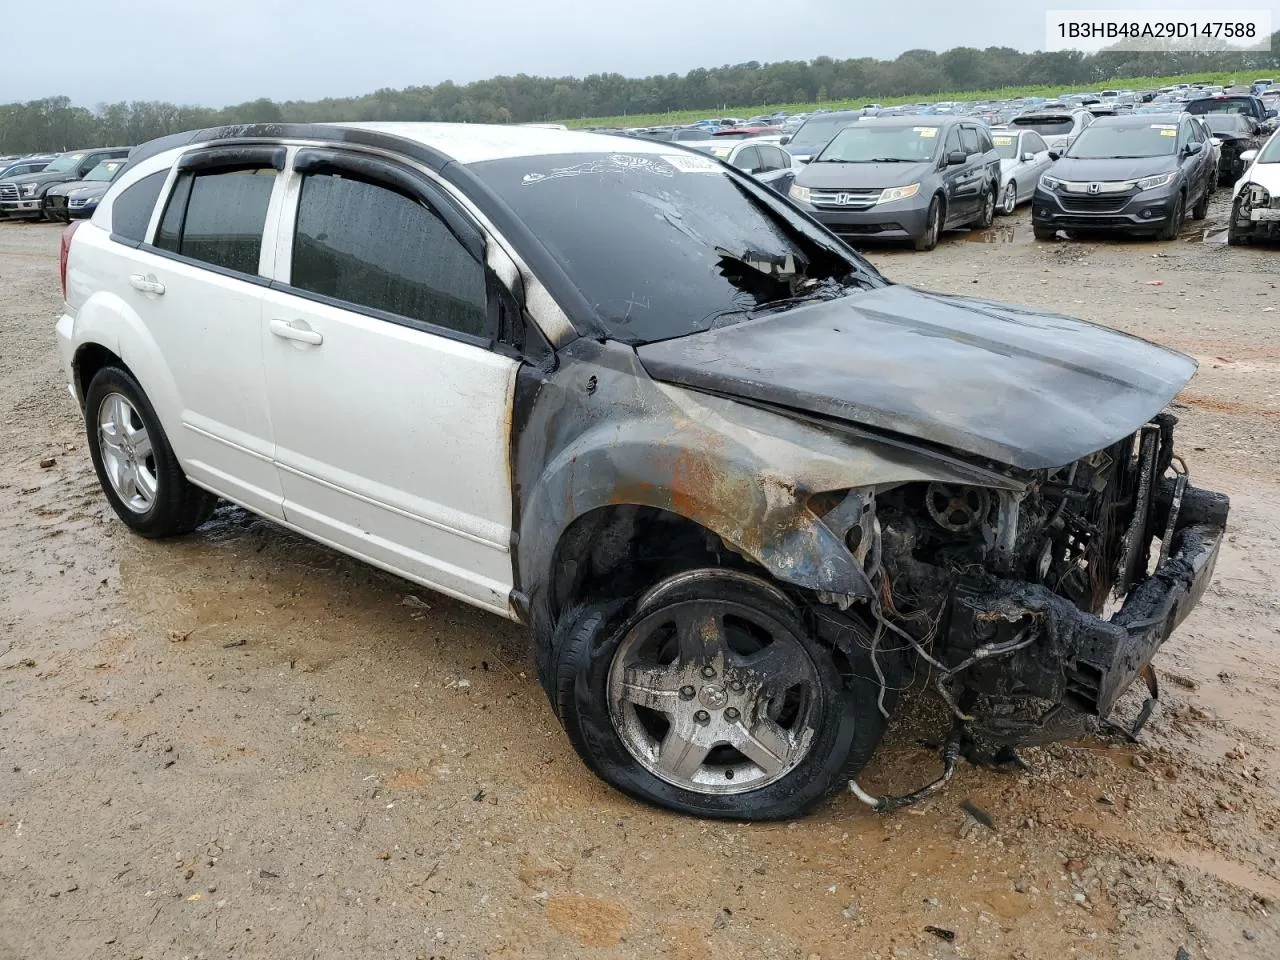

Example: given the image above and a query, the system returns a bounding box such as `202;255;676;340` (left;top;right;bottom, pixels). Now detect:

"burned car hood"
636;285;1197;471
796;160;933;190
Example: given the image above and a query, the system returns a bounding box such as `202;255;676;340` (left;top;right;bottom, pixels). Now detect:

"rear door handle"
128;274;165;295
269;318;323;346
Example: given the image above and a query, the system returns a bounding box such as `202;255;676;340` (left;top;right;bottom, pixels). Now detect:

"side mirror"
1184;141;1202;156
1021;151;1036;162
1239;149;1259;165
1048;150;1061;161
946;150;967;166
779;135;791;145
1268;109;1278;118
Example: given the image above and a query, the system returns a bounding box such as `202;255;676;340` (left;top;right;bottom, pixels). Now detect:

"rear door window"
155;168;277;275
290;173;488;339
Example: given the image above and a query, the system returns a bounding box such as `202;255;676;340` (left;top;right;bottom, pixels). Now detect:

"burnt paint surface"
636;285;1199;471
513;339;1023;635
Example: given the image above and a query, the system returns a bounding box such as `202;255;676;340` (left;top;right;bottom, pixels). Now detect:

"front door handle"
128;274;165;295
269;318;323;346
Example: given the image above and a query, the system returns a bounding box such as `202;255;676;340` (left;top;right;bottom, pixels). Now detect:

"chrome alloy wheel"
607;598;822;795
97;392;158;513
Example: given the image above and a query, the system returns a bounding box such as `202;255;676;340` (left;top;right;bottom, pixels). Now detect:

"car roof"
852;116;951;128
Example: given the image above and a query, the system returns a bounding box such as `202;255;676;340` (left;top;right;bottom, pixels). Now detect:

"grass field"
560;71;1243;129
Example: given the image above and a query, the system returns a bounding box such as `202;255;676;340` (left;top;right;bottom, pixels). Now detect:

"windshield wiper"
868;157;913;162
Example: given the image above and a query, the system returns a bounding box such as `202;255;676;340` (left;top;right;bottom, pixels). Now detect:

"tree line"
3;37;1278;155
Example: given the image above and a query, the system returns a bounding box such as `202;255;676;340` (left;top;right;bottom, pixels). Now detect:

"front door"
262;151;519;614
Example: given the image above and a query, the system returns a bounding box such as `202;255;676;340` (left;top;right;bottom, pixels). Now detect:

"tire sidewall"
554;579;873;820
84;366;182;536
1002;182;1017;215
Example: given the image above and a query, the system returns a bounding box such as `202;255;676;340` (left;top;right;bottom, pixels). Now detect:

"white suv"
58;122;1226;820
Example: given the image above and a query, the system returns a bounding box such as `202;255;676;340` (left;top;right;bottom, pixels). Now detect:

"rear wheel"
85;366;217;538
544;571;889;820
913;197;942;251
1000;181;1018;215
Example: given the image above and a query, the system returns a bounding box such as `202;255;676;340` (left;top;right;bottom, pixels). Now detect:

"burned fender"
514;338;1023;635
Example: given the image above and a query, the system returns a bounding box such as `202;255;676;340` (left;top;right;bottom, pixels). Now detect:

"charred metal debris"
820;414;1229;811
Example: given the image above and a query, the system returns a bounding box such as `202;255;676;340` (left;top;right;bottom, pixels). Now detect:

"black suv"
787;117;1001;250
0;146;131;220
1032;114;1217;241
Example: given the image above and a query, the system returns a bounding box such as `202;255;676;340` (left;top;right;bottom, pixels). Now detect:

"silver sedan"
992;128;1055;215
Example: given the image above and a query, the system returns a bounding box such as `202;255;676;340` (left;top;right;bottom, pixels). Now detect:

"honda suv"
58;122;1227;820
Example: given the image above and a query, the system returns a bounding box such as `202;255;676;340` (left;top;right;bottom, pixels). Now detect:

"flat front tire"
84;366;217;538
542;571;890;820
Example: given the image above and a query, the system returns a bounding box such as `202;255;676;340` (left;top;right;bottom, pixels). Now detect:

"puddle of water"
964;224;1020;244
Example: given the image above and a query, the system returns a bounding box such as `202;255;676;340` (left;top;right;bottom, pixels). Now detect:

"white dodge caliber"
57;122;1227;820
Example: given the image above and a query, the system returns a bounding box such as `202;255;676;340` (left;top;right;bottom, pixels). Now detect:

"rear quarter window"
110;171;168;243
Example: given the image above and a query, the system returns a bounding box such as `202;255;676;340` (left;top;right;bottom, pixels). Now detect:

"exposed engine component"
924;482;991;534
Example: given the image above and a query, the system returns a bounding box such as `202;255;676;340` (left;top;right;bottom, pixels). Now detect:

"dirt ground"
1;193;1277;960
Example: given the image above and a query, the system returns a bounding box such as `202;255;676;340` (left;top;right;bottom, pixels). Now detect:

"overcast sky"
6;0;1278;107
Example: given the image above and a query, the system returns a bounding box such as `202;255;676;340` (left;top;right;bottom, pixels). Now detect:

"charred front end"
876;413;1228;744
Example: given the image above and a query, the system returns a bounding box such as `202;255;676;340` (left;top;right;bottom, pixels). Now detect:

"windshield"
1066;123;1178;158
816;125;940;163
45;152;87;173
1012;116;1073;135
789;116;859;151
85;160;124;181
991;133;1019;159
470;152;878;344
1260;135;1280;164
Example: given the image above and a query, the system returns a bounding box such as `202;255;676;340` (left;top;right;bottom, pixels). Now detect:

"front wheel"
1191;185;1210;221
85;366;217;538
913;197;942;251
1000;181;1018;215
1033;222;1057;241
544;571;889;820
1158;192;1184;241
1227;196;1250;246
976;184;996;228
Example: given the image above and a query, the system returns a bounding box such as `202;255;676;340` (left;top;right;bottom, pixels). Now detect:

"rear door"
117;148;287;518
260;148;518;614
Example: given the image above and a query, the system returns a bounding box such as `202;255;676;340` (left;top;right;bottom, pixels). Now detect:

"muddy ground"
1;194;1277;960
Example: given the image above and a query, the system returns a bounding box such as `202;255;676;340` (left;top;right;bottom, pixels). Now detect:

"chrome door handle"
128;274;165;295
269;318;323;346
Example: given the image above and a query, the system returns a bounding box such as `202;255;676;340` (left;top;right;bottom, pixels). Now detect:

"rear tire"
542;572;891;820
84;366;217;538
913;197;942;251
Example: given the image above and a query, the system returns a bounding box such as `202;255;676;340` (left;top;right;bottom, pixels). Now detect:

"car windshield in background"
85;161;124;181
471;152;874;344
789;116;858;151
816;125;941;163
992;134;1019;159
44;153;87;173
1066;124;1178;159
1011;116;1074;136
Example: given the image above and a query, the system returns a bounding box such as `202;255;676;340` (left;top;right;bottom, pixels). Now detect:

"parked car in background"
780;110;862;163
1010;109;1093;155
693;138;800;194
1032;114;1217;241
1184;95;1277;134
1;155;54;180
0;146;131;220
1228;129;1280;245
43;158;127;223
788;116;1000;250
57;121;1227;821
990;127;1054;214
1202;114;1264;184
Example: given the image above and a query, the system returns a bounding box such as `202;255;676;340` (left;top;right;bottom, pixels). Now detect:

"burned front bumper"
944;479;1227;726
